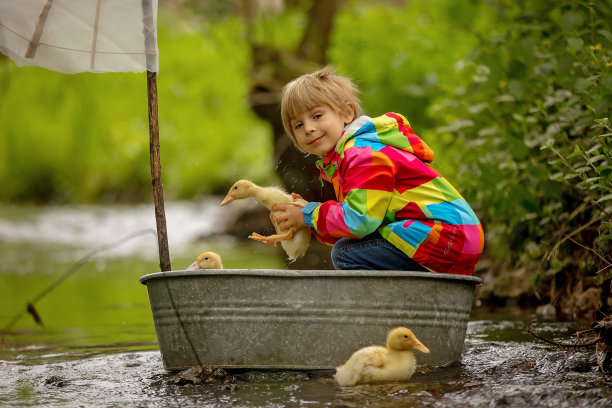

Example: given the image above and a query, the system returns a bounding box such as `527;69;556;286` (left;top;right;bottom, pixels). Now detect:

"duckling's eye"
204;257;208;260
403;335;409;339
234;186;238;189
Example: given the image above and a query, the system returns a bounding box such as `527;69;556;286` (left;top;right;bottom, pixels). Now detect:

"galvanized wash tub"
139;269;482;371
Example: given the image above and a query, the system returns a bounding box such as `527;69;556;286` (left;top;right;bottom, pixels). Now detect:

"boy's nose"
304;121;316;133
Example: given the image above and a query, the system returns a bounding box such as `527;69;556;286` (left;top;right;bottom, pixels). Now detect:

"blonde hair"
280;66;362;149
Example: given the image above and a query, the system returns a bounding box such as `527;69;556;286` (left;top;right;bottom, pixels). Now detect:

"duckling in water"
220;179;311;262
186;251;223;270
334;326;430;386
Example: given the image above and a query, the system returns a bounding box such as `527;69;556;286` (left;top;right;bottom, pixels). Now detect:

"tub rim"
139;269;482;286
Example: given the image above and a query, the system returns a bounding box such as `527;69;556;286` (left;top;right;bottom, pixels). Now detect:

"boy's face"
290;104;353;156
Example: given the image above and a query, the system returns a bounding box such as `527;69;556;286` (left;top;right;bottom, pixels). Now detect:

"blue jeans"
331;231;428;271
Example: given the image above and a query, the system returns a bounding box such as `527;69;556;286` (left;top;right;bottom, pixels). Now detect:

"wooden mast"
142;0;171;272
25;0;54;58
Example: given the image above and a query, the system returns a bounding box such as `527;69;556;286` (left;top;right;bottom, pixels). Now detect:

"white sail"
0;0;158;73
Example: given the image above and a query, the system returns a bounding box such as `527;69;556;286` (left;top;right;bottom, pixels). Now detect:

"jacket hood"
337;112;434;163
316;113;434;182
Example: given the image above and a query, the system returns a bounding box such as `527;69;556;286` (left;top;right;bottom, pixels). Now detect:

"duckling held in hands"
220;179;311;262
186;251;224;270
334;326;430;386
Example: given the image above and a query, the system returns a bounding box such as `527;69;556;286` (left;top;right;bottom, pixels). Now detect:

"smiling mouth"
309;136;324;145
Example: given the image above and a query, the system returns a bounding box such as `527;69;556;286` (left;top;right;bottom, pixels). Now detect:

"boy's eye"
313;113;322;119
294;123;302;130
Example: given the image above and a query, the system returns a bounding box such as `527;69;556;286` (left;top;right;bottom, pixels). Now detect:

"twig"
564;235;612;267
526;319;600;349
546;212;606;260
4;229;157;330
598;262;612;275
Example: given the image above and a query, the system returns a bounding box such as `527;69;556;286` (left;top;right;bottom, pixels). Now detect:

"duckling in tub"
186;251;224;270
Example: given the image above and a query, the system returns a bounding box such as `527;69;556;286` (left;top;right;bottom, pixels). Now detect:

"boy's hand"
272;193;307;230
289;193;308;207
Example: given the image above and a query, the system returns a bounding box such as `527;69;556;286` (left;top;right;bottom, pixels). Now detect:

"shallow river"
2;311;611;408
1;202;611;407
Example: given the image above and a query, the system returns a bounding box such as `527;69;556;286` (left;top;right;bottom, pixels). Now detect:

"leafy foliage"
330;0;496;130
431;0;612;303
0;11;274;203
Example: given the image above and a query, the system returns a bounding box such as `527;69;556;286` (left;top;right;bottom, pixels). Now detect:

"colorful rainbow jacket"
301;112;484;275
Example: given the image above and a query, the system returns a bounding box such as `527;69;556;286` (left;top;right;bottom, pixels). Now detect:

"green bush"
331;0;495;131
432;0;612;303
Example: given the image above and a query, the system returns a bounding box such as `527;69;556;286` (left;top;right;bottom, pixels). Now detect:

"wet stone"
564;353;598;373
169;365;232;386
534;350;598;374
536;303;557;318
43;375;68;387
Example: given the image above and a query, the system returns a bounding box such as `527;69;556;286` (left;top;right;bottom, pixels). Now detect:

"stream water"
2;311;611;408
1;202;611;407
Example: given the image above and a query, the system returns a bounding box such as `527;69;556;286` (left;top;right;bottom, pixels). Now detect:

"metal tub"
139;269;482;371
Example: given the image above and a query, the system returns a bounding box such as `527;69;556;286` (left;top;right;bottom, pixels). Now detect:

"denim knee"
331;237;382;270
330;235;427;271
330;238;350;269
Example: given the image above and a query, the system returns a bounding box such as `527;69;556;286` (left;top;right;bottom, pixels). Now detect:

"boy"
273;66;484;274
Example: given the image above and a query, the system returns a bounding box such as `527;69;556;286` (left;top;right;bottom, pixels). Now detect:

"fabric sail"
0;0;159;74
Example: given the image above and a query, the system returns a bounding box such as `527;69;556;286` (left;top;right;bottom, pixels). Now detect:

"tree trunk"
246;0;344;268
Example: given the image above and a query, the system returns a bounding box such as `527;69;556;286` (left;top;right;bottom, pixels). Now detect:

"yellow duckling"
220;179;311;262
186;251;224;270
334;326;430;386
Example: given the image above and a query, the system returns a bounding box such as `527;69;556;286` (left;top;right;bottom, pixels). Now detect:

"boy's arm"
272;199;339;245
302;148;395;239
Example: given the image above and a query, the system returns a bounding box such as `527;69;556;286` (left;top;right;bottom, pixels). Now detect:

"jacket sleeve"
301;147;396;239
308;225;340;246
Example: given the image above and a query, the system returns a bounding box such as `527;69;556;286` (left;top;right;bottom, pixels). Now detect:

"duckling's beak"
413;340;430;354
220;193;234;206
186;261;199;270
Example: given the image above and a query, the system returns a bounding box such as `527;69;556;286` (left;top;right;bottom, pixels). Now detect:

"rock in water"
169;365;231;386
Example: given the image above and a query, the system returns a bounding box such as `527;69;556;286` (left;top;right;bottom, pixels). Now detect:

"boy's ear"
343;102;355;125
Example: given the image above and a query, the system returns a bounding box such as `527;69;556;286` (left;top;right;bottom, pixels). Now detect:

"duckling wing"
360;348;386;368
366;351;417;383
335;346;387;386
258;187;292;210
280;227;311;261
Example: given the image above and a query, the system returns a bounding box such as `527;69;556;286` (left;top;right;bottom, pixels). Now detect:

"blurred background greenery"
0;0;610;319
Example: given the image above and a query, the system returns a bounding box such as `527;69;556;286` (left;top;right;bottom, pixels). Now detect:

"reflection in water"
1;318;611;408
